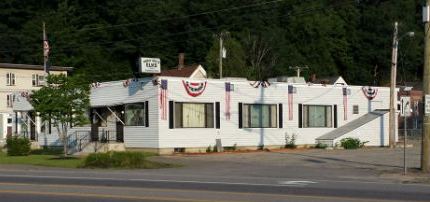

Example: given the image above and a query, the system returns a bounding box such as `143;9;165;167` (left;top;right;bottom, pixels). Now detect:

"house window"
242;104;277;128
124;103;146;126
303;105;332;128
32;74;45;86
353;105;359;114
174;102;214;128
6;73;15;86
6;94;15;108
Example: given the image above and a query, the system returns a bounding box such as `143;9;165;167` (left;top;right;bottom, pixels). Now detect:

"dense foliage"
81;151;171;169
29;74;90;156
6;137;31;156
0;0;423;85
340;137;367;149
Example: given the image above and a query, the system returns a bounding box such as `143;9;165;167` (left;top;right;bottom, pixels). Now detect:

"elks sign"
139;57;161;73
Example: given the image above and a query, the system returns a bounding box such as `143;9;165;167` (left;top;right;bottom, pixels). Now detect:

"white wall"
156;78;393;149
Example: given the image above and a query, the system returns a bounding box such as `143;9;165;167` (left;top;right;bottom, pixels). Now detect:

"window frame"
302;104;333;128
6;94;14;108
6;73;15;86
173;102;215;129
241;103;277;128
124;103;147;127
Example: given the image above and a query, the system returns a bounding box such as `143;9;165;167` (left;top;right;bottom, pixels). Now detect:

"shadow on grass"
48;156;80;160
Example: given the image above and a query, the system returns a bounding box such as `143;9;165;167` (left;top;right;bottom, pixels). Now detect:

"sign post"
400;96;411;175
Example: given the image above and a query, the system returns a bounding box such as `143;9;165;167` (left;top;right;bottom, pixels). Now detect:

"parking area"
151;140;428;183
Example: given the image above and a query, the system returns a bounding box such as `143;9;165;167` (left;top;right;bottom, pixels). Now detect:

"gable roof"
158;64;206;78
0;63;73;71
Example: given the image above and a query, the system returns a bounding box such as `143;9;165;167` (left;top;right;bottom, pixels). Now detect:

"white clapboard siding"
158;77;393;148
122;80;159;148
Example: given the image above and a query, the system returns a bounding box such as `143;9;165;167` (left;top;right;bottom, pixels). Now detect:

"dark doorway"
29;112;36;141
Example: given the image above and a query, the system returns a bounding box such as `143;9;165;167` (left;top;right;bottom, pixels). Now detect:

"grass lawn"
0;151;83;168
0;150;176;169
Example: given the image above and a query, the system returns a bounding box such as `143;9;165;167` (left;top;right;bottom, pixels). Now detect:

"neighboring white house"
0;63;72;144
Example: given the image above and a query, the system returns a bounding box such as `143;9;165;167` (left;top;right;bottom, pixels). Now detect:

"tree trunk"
62;132;68;157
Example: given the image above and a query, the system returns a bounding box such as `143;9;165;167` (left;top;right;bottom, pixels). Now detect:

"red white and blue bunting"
249;80;270;88
160;79;168;120
288;85;294;120
182;80;207;97
362;86;378;100
342;87;348;120
225;82;232;120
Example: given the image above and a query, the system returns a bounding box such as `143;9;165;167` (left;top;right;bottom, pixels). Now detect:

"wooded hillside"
0;0;423;85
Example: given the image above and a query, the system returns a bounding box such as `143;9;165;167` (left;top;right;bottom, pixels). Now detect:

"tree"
30;74;90;156
205;36;247;78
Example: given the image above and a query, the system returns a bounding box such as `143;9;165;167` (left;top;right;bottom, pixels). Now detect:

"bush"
6;137;31;156
285;134;297;149
314;143;328;149
82;151;161;169
340;138;367;149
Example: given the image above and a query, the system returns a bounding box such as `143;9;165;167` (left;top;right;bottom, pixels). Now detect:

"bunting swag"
250;81;270;88
182;80;207;97
160;80;168;120
225;82;232;120
288;85;294;120
362;86;378;100
342;87;348;120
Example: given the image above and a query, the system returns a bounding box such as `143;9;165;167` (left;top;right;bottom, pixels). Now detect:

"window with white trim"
6;73;15;86
174;102;214;128
32;74;45;86
6;94;15;108
303;105;332;128
242;104;277;128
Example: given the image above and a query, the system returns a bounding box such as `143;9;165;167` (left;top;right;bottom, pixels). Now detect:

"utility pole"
389;22;399;148
218;31;228;79
422;2;430;173
289;66;308;77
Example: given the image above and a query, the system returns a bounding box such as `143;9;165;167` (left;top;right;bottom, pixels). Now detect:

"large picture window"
242;104;277;128
174;102;214;128
303;105;332;128
125;103;146;126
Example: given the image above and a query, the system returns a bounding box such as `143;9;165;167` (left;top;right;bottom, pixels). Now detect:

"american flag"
160;80;168;120
225;82;231;120
343;87;348;120
43;39;49;58
288;85;294;120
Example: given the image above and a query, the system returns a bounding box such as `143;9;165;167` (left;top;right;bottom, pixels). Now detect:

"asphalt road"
0;146;429;201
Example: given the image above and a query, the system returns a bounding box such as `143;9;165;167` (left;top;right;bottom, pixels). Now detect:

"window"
174;102;214;128
32;74;45;86
242;104;277;128
303;105;332;128
353;105;359;114
6;94;14;108
124;103;146;126
6;73;15;86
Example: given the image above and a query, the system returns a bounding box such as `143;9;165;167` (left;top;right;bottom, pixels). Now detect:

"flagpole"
43;22;49;75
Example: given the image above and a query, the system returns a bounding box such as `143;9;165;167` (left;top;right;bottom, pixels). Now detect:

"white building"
22;63;397;154
0;63;71;144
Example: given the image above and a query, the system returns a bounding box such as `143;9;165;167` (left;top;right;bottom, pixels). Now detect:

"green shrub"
6;137;31;156
82;151;152;169
285;134;297;149
340;138;367;149
206;145;212;153
314;143;328;149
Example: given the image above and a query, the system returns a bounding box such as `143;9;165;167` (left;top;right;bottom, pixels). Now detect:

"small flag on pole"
222;47;227;58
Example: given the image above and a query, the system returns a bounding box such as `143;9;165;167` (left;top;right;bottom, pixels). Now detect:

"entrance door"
7;126;12;139
29;112;36;141
116;122;124;142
